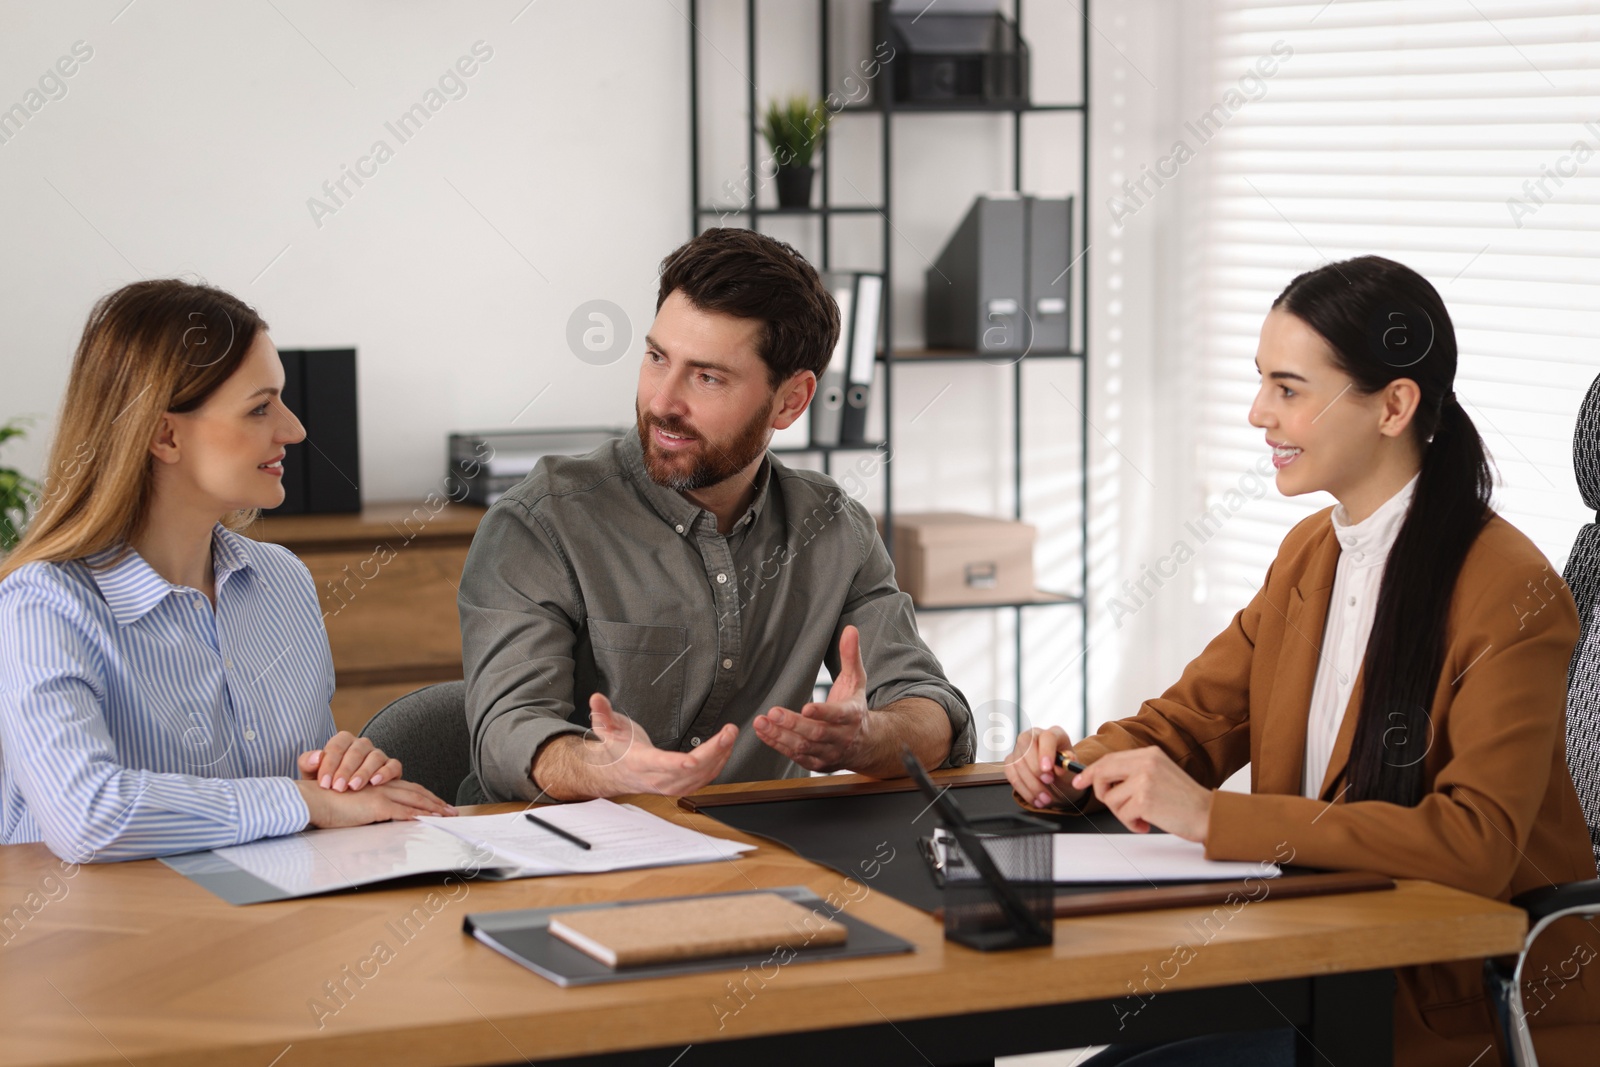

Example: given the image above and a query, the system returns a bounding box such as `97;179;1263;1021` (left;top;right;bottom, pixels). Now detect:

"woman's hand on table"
298;731;401;792
293;778;457;829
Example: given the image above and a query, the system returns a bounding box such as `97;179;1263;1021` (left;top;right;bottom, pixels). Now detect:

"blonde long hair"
0;279;268;583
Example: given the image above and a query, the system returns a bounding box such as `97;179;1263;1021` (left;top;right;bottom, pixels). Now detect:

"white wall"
0;0;687;501
0;0;1180;750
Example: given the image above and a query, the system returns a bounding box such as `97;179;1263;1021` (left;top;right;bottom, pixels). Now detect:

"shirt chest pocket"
586;619;689;746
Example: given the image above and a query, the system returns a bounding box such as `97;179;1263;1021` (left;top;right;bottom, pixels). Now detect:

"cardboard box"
886;512;1037;607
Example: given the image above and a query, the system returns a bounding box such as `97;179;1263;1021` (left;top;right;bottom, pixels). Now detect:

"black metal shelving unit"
687;0;1090;737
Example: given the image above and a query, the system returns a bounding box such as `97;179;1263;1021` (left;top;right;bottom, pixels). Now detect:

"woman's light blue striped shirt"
0;526;333;861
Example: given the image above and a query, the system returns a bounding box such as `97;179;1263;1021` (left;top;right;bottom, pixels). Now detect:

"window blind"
1185;0;1600;635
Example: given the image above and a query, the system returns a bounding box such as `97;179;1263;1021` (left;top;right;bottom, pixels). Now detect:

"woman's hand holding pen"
1004;726;1087;810
1070;748;1213;843
1006;729;1215;843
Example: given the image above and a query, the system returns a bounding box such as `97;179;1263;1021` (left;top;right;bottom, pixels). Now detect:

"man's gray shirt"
458;432;975;801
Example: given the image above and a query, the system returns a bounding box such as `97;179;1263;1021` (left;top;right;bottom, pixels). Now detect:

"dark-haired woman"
0;279;456;863
1006;256;1598;1066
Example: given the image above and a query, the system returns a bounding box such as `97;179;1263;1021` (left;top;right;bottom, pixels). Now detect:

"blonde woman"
0;279;455;862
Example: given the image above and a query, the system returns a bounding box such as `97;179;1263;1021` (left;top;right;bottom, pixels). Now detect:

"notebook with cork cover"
464;886;914;987
548;892;846;967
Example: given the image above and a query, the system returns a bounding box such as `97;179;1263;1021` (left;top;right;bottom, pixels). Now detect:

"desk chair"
1483;370;1600;1066
358;680;481;806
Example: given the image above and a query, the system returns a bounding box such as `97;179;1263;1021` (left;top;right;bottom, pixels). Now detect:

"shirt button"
243;729;256;741
224;658;233;670
1348;596;1357;606
722;658;733;669
675;524;685;534
716;573;728;584
1352;552;1365;562
690;736;701;747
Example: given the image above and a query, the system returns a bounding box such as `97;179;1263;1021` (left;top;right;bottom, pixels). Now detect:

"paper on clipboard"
930;828;1280;884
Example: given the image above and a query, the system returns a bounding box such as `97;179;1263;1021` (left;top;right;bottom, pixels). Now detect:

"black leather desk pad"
693;781;1135;913
690;781;1390;916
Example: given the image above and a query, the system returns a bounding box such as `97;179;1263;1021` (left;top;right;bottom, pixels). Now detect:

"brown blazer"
1074;508;1599;1067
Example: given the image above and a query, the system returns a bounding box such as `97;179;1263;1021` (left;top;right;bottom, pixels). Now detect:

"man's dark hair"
656;228;841;388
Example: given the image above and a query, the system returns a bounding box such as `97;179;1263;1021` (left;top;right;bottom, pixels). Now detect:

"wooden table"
0;768;1525;1067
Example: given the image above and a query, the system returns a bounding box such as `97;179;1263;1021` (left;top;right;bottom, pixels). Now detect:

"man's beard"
636;399;773;492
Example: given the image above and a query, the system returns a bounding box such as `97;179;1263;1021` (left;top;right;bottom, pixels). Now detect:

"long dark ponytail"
1273;256;1493;807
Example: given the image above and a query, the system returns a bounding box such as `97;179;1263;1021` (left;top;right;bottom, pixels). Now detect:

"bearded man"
458;228;974;801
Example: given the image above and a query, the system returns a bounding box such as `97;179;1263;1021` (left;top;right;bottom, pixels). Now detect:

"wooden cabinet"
244;502;486;733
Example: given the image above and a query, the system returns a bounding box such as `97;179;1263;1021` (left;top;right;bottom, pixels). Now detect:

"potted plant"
0;418;38;553
761;95;832;209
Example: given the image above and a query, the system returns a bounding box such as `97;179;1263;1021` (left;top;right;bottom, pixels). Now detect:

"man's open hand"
754;624;871;772
580;693;737;796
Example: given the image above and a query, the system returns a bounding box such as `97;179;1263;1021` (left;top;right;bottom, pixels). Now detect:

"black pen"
1054;753;1088;776
524;811;592;850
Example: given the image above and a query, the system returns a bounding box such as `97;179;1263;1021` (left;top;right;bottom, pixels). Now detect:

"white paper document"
202;800;755;900
418;799;756;875
931;829;1280;885
1051;833;1280;884
212;820;504;897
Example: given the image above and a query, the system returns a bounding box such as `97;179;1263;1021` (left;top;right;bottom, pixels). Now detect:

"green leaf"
0;415;33;446
760;94;832;170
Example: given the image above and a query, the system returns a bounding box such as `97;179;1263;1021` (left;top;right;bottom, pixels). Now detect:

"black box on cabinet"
873;1;1030;108
275;348;308;514
274;348;360;514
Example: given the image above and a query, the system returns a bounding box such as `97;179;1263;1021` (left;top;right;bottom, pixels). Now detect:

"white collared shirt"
1302;474;1420;799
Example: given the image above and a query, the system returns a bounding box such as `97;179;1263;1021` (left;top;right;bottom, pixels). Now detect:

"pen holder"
941;824;1054;951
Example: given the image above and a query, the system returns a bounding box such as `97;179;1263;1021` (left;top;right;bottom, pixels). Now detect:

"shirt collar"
87;524;256;626
211;526;257;589
619;429;774;536
1331;473;1419;567
736;455;774;530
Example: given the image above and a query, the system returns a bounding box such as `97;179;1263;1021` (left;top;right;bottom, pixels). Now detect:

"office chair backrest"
358;680;471;806
1563;371;1600;862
